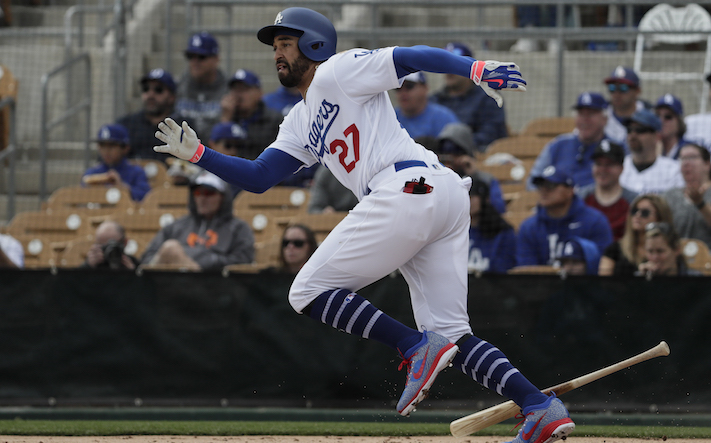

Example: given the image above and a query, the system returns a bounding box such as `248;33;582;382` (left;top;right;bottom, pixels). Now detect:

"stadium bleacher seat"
521;116;576;139
233;186;309;213
43;185;134;217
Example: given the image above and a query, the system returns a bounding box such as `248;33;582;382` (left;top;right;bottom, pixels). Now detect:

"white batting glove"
470;60;527;108
154;118;205;163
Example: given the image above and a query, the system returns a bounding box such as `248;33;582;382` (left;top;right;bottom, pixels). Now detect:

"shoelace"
397;349;418;375
510;411;534;433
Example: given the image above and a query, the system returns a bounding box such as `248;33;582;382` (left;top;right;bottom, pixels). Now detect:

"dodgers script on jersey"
267;47;440;199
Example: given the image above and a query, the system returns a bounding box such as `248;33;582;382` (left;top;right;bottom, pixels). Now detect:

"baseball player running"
155;8;574;443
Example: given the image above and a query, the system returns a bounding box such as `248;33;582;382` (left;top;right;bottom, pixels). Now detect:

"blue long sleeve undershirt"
195;46;476;192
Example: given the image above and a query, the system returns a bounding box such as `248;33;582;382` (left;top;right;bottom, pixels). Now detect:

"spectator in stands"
435;123;506;213
263;85;302;116
394;71;459;139
176;31;228;138
276;224;318;274
0;232;23;269
603;66;651;144
80;220;139;270
527;92;611;190
684;74;711;148
577;140;637;241
655;93;690;160
638;222;701;277
555;237;601;275
221;69;283;160
619;109;684;194
206;122;249;198
429;42;507;152
663;142;711;247
598;194;673;276
516;166;613;267
117;69;191;163
308;167;358;214
82;124;151;202
467;178;516;274
141;171;254;271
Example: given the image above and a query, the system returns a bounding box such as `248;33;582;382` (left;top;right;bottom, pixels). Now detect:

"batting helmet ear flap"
257;7;337;62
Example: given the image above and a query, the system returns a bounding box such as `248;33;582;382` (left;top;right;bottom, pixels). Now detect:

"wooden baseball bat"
450;341;670;438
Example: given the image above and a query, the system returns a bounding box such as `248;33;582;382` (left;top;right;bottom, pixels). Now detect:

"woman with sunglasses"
598;194;673;276
654;94;690;160
637;222;702;277
277;224;318;274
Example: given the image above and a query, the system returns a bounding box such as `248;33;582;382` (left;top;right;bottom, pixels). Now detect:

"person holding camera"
80;220;140;270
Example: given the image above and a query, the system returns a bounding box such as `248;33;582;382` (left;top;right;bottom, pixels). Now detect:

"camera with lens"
102;239;125;269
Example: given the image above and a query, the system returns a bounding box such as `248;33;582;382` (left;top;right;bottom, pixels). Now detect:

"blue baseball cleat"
507;393;575;443
396;331;459;416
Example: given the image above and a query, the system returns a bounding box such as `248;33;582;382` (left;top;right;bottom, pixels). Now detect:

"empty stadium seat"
484;136;549;161
132;159;171;189
44;185;134;217
521;117;576;139
232;186;309;213
139;186;189;213
274;212;348;244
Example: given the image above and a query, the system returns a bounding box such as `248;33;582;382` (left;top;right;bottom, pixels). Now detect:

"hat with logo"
572;92;607;111
437;123;475;156
444;42;473;57
592;139;625;164
228;69;261;88
531;165;575;187
556;239;586;262
402;71;427;85
94;124;129;145
185;31;219;56
140;68;176;93
604;66;640;87
627;109;661;132
210;122;247;142
190;171;227;194
654;93;684;116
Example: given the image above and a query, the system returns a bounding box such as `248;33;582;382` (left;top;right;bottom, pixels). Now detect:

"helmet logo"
274;12;283;25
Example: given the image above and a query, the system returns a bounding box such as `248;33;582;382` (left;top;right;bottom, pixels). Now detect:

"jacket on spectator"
82;158;151;202
516;195;613;266
175;69;229;138
117;110;194;163
395;103;459;140
232;101;284;160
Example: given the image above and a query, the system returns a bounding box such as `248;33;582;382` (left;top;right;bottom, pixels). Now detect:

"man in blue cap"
117;68;191;163
176;31;228;138
395;71;459;139
430;42;508;152
528;92;613;190
517;165;613;267
82;124;151;201
619;109;684;194
603;66;651;144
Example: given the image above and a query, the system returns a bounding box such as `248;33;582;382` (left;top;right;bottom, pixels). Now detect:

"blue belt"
365;160;429;195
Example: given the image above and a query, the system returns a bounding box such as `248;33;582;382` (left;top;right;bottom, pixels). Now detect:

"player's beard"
278;53;311;88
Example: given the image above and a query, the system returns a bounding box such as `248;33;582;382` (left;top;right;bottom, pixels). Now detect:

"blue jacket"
395;103;460;140
516;196;613;266
263;86;302;117
82;158;151;201
527;133;614;190
468;226;516;274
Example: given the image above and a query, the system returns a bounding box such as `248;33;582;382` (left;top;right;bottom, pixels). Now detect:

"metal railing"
0;96;17;221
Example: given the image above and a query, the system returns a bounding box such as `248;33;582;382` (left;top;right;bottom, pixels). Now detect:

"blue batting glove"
470;61;527;107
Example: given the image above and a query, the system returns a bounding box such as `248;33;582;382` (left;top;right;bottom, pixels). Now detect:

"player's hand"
154;118;204;163
470;61;527;108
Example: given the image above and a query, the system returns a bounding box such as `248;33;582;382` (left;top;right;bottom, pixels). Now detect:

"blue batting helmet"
257;7;337;62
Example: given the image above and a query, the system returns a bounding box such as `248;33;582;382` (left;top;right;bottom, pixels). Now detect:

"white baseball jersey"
267;47;439;199
619;155;684;195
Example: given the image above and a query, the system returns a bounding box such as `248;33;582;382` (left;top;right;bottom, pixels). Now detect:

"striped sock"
306;289;421;352
453;335;547;408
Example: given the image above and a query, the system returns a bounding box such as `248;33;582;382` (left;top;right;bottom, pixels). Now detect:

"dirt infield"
0;437;698;443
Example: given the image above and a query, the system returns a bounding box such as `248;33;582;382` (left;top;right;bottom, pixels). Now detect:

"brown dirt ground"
0;437;702;443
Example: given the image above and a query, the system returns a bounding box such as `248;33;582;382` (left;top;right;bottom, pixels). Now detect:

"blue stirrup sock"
305;289;422;353
453;334;548;409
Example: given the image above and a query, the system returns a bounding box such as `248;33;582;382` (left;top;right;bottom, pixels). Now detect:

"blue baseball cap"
402;71;426;85
185;31;219;56
627;109;662;132
228;69;261;88
94;124;129;145
532;165;575;187
572;92;607;111
210;122;247;142
444;42;473;57
140;68;176;93
604;66;640;87
655;93;684;116
556;239;586;262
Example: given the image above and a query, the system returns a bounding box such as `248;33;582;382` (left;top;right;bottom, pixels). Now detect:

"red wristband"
470;61;485;84
190;143;205;163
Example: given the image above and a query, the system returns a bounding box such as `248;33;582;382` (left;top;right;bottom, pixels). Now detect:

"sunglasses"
631;207;652;218
398;82;417;91
657;113;675;121
608;83;632;93
186;53;208;61
192;188;219;197
628;126;655;135
282;239;306;248
141;84;166;94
